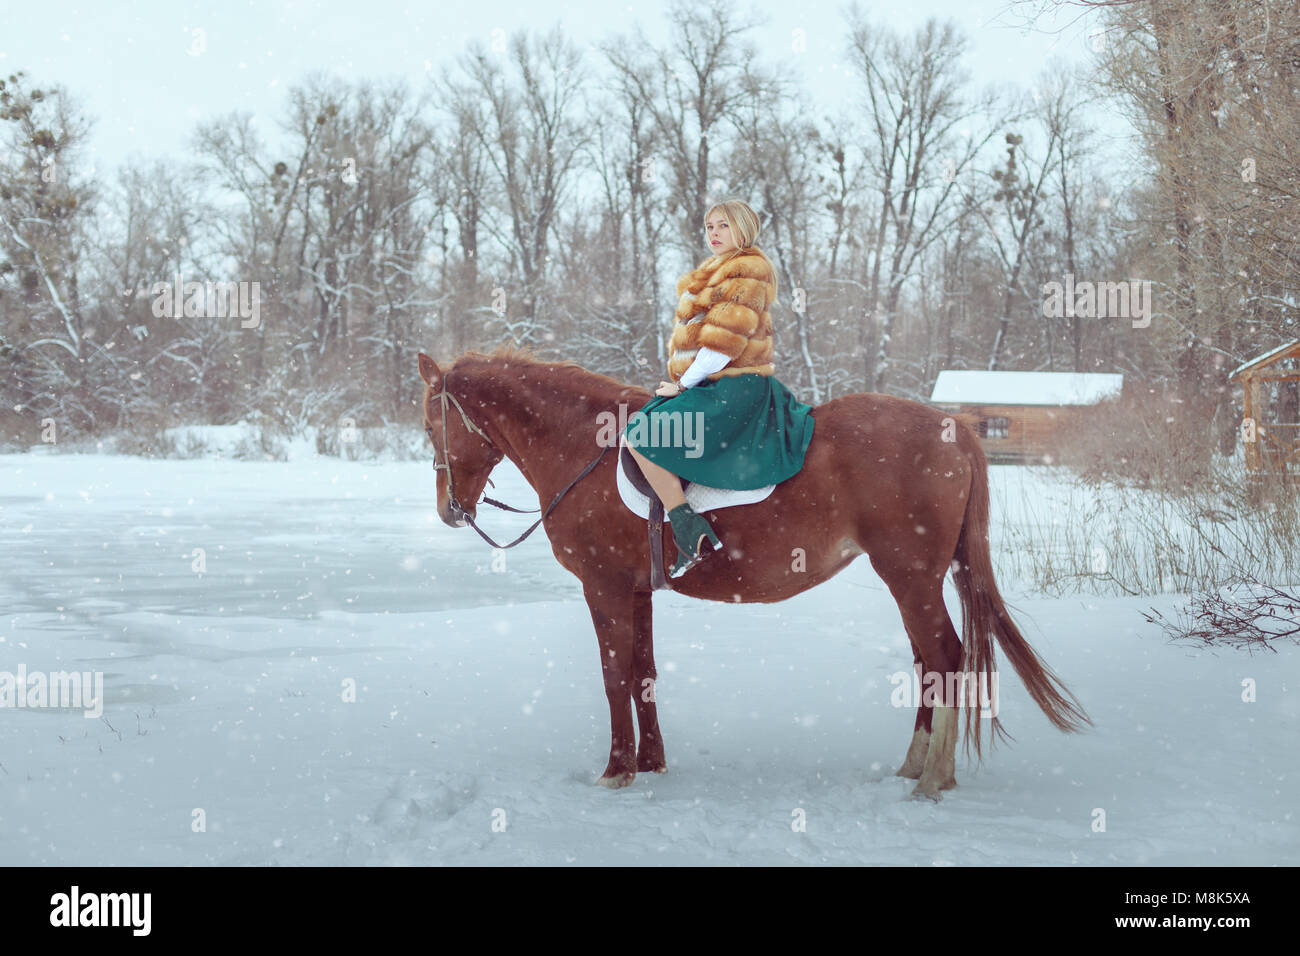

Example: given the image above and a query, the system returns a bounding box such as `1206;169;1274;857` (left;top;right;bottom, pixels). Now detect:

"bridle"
424;375;610;550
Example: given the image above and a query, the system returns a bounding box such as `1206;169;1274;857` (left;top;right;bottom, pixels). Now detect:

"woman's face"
705;213;739;255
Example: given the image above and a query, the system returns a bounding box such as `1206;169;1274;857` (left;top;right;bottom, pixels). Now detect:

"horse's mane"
448;343;647;399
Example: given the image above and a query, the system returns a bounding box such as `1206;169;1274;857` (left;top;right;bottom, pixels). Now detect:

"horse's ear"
417;352;441;385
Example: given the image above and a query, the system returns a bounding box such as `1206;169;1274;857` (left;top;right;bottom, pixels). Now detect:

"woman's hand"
655;380;682;397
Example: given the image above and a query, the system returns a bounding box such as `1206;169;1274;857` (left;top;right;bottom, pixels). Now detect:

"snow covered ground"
1;450;1297;865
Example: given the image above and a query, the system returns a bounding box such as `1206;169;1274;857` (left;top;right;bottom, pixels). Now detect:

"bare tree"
981;124;1056;371
440;25;589;348
0;72;99;432
727;67;829;401
432;98;492;357
1086;0;1298;440
603;0;760;256
564;96;671;381
1035;68;1097;371
844;11;1002;391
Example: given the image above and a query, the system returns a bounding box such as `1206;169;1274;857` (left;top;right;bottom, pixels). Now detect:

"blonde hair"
703;199;779;300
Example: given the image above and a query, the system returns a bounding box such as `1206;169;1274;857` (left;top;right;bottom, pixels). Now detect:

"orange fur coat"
667;250;777;383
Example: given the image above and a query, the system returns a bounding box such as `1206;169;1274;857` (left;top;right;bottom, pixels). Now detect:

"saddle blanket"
615;432;775;519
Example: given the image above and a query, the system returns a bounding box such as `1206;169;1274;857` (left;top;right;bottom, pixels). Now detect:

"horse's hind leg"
914;705;959;801
631;589;667;773
896;655;931;779
874;566;963;800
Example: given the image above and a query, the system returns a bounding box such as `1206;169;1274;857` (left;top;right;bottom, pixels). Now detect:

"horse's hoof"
595;771;636;788
637;750;667;773
895;765;923;780
910;777;956;801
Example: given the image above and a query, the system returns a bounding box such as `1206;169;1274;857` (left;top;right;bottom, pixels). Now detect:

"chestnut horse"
417;347;1089;799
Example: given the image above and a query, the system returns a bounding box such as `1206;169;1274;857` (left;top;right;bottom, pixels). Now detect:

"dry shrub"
0;405;33;449
1050;384;1219;492
1142;575;1300;651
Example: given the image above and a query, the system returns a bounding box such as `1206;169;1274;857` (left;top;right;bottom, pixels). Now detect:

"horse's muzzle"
439;498;472;528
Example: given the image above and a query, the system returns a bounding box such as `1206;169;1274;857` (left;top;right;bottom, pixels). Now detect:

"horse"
417;346;1090;800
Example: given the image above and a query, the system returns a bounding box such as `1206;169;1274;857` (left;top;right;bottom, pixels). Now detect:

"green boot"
666;502;722;578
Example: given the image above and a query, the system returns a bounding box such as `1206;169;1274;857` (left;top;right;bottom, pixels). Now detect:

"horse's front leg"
631;589;667;773
584;584;638;788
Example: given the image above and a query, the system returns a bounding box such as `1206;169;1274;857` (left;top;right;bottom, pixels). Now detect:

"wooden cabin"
929;370;1124;464
1230;339;1300;475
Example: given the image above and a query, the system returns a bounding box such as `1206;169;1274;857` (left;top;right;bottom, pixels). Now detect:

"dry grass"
989;388;1300;598
992;463;1300;597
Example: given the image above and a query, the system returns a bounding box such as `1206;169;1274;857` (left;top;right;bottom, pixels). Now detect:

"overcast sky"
2;0;1120;178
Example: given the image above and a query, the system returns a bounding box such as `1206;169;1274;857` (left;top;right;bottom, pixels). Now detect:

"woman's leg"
628;443;720;576
627;445;687;510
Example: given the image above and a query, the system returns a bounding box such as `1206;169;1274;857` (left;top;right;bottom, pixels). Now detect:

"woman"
625;199;816;578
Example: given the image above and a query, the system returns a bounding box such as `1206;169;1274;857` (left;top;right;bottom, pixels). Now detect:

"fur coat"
667;250;776;383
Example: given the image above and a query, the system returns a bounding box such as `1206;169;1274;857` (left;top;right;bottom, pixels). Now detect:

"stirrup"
667;504;722;578
669;541;721;578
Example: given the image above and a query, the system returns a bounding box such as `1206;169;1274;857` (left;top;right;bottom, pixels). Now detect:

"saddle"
619;445;684;591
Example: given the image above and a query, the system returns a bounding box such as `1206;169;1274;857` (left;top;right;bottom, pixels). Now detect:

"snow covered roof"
1229;339;1300;380
929;370;1124;407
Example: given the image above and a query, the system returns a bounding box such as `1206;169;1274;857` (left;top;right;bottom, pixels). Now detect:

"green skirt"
623;373;816;490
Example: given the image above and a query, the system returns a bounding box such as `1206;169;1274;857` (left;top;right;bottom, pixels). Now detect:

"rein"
425;376;610;550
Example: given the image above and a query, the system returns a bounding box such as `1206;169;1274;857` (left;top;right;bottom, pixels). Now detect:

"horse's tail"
950;434;1092;760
